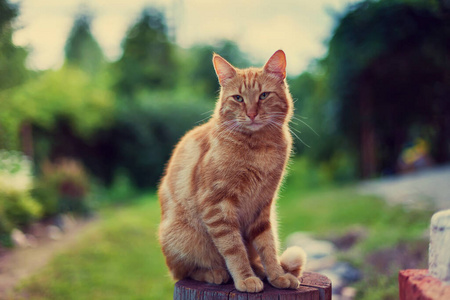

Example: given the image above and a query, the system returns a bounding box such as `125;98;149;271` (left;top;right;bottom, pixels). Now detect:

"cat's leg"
160;211;230;283
247;205;300;290
247;241;266;280
201;199;264;293
163;244;230;284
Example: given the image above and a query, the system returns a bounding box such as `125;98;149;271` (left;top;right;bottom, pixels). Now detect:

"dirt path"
0;219;93;299
358;164;450;210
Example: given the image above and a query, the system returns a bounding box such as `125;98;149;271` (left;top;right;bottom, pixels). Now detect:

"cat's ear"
263;50;287;80
213;53;237;85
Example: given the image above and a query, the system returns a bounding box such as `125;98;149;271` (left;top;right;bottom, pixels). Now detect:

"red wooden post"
399;270;450;300
174;272;331;300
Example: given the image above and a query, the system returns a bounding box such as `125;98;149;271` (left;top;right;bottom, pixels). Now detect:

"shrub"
34;158;91;216
0;150;42;246
111;91;214;188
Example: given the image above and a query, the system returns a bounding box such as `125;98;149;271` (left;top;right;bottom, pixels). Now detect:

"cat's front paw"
235;276;264;293
269;273;300;289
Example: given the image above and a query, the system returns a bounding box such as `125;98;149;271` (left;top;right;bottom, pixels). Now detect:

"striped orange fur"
158;50;306;293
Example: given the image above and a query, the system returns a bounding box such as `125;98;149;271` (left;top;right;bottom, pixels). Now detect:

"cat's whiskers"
201;109;214;115
268;112;319;137
290;116;319;137
288;127;310;148
195;109;215;124
290;126;302;134
266;119;310;148
196;115;212;124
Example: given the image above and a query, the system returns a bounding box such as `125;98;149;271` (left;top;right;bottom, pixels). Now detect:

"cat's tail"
280;246;307;278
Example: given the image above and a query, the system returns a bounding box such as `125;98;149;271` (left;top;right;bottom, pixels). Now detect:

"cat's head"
213;50;293;133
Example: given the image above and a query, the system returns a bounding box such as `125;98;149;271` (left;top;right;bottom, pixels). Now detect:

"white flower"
0;150;33;193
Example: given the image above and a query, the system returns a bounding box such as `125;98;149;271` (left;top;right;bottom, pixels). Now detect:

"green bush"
0;150;42;246
0;67;115;150
111;91;213;188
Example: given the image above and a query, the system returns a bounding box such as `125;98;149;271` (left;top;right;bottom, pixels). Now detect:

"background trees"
1;0;449;188
64;9;105;76
115;7;178;100
0;0;28;90
326;0;450;177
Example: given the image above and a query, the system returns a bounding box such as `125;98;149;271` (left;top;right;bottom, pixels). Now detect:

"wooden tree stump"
174;272;331;300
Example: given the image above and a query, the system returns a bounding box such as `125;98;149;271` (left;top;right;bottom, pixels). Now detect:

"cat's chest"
225;139;286;166
224;142;287;220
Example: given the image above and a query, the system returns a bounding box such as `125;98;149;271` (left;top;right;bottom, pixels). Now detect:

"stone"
29;222;46;238
330;262;362;283
340;286;357;300
61;214;77;231
11;228;29;248
47;225;63;240
25;234;38;248
286;232;336;261
329;226;368;250
429;209;450;283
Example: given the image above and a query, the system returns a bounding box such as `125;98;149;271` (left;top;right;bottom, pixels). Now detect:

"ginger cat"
158;50;306;293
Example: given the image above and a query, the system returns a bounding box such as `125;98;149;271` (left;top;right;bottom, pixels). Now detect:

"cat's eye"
259;92;270;100
233;95;244;102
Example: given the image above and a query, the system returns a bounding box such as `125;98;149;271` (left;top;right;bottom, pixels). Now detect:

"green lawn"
11;160;433;299
13;195;174;300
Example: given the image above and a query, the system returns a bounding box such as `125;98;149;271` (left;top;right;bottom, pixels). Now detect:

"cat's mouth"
244;121;265;131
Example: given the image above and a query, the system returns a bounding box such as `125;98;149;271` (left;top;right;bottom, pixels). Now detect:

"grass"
278;186;431;252
11;158;434;299
13;194;174;300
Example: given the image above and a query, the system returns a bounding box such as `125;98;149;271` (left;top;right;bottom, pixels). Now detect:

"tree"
0;0;30;151
326;0;450;177
64;8;105;76
0;0;28;90
115;7;177;98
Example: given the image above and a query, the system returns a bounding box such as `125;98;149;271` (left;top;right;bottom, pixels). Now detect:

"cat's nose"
247;111;258;121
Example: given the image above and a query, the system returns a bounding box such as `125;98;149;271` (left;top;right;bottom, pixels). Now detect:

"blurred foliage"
0;0;28;90
326;0;450;176
0;67;115;150
288;69;358;182
109;92;213;188
284;0;450;180
0;150;42;246
0;0;449;192
64;8;105;76
114;7;177;99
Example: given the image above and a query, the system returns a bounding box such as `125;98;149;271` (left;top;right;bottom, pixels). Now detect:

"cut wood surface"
174;272;331;300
